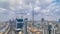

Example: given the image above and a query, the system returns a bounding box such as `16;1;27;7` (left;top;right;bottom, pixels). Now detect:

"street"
8;21;16;34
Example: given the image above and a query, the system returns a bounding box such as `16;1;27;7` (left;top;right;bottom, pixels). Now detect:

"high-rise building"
48;25;52;34
58;19;60;22
41;18;44;25
24;18;28;34
41;18;44;22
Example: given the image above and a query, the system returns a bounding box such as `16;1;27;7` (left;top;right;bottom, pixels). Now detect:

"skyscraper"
48;25;52;34
58;19;60;22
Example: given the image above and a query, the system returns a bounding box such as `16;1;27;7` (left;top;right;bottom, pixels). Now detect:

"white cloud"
44;16;58;21
40;0;54;4
41;9;50;14
0;8;8;12
45;0;53;3
9;7;15;10
35;0;40;5
0;0;60;21
8;11;16;19
9;0;16;6
18;0;24;4
34;6;41;12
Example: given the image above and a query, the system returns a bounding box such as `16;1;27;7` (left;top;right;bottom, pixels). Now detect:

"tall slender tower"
41;18;45;34
41;18;44;25
24;18;28;34
32;5;34;26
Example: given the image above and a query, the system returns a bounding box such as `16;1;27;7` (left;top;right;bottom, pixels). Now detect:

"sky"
0;0;60;21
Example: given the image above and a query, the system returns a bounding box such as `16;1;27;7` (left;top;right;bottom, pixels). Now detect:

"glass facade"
17;23;24;28
16;19;23;22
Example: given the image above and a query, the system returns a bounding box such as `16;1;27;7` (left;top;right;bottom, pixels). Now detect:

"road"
0;22;7;30
8;21;16;34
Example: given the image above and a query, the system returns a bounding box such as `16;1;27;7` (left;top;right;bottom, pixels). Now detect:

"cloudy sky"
0;0;60;21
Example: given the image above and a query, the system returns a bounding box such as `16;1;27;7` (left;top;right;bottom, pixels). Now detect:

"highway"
0;22;7;30
0;22;10;34
0;21;23;34
8;21;16;34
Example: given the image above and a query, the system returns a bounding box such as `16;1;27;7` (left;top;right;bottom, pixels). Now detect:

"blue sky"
0;0;60;21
